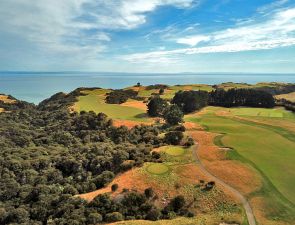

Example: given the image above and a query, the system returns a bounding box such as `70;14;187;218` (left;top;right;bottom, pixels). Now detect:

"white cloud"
122;7;295;63
0;0;195;57
177;35;210;46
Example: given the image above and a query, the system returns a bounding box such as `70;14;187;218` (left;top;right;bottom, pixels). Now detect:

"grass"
275;91;295;102
146;163;170;175
189;106;295;221
73;89;150;122
164;146;186;156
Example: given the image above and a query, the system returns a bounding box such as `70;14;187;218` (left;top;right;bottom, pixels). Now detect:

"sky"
0;0;295;73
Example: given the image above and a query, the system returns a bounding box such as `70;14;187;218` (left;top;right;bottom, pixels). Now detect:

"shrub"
111;184;119;192
164;131;184;145
105;212;124;222
169;195;186;212
144;188;154;199
146;209;161;221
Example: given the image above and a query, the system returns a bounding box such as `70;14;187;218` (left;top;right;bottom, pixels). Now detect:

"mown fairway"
187;107;295;217
73;89;150;122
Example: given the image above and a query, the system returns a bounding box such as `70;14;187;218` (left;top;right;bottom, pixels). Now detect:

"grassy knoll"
146;163;170;175
187;107;295;221
73;89;150;122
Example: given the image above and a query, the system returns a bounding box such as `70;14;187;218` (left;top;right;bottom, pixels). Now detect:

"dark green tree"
147;96;168;117
163;105;183;125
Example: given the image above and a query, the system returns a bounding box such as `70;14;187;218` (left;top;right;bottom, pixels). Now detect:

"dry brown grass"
188;130;262;195
275;92;295;102
113;119;152;129
78;168;150;202
120;100;147;111
0;95;16;104
0;108;4;113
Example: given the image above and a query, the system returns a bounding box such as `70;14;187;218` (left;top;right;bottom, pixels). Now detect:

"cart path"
192;144;256;225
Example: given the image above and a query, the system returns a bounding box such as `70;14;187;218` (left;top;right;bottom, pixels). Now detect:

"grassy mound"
146;163;169;175
164;146;185;156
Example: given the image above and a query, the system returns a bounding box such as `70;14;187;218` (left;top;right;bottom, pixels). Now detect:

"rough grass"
73;89;151;122
190;106;295;222
163;146;186;156
0;94;16;104
275;91;295;102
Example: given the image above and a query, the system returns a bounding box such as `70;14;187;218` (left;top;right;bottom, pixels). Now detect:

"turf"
188;107;295;219
146;163;170;175
164;146;186;156
74;89;150;122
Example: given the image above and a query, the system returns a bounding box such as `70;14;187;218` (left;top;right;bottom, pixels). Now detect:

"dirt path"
192;144;256;225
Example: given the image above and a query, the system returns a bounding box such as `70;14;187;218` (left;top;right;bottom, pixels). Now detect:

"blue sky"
0;0;295;73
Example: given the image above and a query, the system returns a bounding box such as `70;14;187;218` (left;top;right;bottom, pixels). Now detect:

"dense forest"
0;91;192;224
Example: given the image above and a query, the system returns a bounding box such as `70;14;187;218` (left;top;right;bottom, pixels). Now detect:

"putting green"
164;146;185;156
146;163;169;175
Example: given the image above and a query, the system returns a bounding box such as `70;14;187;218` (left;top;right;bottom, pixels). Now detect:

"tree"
170;195;186;212
163;105;183;125
172;90;208;113
111;183;119;192
144;188;154;199
159;88;164;95
165;131;184;145
147;96;168;117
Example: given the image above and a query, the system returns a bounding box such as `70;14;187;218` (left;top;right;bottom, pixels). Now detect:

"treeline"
276;98;295;112
209;88;275;108
147;88;275;119
0;91;186;224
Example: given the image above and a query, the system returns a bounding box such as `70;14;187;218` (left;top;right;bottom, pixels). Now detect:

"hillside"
0;82;294;225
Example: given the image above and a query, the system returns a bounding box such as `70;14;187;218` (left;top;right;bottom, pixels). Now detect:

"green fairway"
164;146;186;156
146;163;170;175
74;89;150;122
187;106;295;217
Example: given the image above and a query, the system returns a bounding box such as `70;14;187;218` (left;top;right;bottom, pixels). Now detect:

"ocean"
0;72;294;104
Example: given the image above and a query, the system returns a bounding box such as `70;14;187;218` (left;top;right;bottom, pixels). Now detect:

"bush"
184;137;194;147
164;131;184;145
105;212;124;222
87;213;103;224
169;195;186;212
111;184;119;192
146;209;161;221
106;89;138;104
144;188;154;199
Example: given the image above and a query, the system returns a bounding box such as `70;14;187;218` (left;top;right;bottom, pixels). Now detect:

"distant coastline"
1;72;295;104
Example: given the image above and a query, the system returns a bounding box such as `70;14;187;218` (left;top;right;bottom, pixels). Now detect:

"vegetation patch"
146;163;170;175
164;146;185;156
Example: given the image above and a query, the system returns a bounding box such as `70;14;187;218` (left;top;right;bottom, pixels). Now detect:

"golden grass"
275;92;295;102
0;95;16;104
